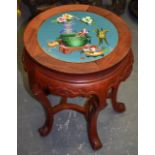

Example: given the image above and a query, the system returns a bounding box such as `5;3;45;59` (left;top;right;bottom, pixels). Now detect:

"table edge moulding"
23;4;134;150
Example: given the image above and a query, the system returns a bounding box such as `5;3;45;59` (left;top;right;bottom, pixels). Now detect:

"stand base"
23;49;133;150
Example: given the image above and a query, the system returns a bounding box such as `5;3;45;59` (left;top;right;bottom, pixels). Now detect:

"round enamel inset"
37;11;118;63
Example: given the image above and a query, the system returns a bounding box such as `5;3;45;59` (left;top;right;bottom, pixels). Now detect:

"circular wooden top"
24;5;132;74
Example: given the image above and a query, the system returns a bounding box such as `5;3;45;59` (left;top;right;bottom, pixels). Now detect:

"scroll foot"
112;102;126;113
39;122;53;137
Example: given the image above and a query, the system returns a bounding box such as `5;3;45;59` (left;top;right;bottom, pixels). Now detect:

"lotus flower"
78;28;89;36
57;17;67;23
81;16;93;25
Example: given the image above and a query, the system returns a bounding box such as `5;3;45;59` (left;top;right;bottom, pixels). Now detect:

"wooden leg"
111;85;126;113
87;94;107;150
88;111;102;150
60;97;67;104
31;85;54;136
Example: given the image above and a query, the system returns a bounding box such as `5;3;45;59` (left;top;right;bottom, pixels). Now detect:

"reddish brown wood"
30;85;54;136
23;4;131;74
23;5;134;150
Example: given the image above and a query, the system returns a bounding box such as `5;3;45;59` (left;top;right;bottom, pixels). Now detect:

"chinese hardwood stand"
23;5;133;150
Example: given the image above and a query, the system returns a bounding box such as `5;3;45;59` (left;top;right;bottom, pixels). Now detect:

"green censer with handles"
60;33;91;47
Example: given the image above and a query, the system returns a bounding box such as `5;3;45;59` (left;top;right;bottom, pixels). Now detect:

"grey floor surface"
18;3;138;155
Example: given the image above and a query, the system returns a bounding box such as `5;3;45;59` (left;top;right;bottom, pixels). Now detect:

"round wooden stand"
23;4;133;150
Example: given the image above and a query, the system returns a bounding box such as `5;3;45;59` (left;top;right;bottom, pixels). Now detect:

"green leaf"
104;37;109;45
103;48;109;52
98;38;103;46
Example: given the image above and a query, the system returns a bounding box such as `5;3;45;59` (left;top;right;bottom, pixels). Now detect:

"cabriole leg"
31;85;54;136
87;94;107;150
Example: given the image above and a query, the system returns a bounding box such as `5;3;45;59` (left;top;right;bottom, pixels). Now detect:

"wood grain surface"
24;4;131;74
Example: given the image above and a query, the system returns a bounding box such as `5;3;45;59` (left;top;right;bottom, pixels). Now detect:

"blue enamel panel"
37;11;118;63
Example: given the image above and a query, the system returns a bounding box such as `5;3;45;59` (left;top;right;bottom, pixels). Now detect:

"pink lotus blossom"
78;29;89;36
90;47;96;52
81;28;88;35
57;17;67;23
